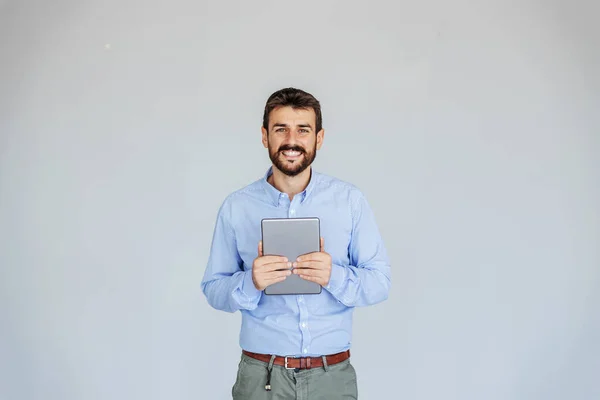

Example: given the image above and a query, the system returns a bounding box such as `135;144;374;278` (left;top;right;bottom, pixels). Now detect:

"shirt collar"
262;166;318;206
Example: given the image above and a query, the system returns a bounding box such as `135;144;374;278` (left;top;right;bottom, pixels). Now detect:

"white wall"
1;1;598;399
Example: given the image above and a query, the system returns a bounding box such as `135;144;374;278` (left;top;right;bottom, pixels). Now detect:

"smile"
282;150;302;157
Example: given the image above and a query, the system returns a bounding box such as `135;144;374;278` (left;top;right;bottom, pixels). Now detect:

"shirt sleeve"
201;198;262;312
325;191;391;307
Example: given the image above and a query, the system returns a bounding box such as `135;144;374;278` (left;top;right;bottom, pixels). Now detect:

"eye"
275;128;286;133
299;129;309;134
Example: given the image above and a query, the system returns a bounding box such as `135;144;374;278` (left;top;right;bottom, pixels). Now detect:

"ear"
261;126;268;148
316;128;325;150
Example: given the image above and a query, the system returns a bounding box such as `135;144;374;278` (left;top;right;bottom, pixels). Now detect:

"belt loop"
322;355;329;372
268;355;276;370
265;355;276;391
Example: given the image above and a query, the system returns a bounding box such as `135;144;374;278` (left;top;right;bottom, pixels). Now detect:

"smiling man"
201;87;391;399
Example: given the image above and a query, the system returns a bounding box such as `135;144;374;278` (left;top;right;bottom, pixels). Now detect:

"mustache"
278;145;305;153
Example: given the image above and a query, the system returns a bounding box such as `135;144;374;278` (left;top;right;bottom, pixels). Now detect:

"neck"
268;166;312;201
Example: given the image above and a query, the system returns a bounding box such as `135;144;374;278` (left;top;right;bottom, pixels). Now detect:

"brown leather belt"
242;350;350;370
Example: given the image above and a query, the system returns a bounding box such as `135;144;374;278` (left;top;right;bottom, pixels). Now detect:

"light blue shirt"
201;167;391;357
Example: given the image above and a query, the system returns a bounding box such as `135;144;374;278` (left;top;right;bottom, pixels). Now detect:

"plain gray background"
1;0;598;399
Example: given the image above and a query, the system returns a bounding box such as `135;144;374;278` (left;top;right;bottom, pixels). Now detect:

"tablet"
261;217;322;295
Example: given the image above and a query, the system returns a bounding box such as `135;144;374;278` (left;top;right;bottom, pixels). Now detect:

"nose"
281;131;301;145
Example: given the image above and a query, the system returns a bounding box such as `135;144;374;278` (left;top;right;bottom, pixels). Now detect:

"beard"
268;142;317;177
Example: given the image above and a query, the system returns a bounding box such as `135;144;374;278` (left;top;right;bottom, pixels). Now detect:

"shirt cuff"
327;263;348;294
241;269;262;300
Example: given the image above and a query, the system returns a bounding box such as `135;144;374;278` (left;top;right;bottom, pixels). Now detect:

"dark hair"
262;87;322;133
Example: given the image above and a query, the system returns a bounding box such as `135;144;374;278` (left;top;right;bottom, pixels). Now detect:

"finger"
258;241;263;257
293;261;326;270
320;237;324;252
294;266;328;276
259;261;292;272
259;256;289;265
297;273;324;285
295;253;326;263
294;267;314;276
264;275;290;286
263;270;292;280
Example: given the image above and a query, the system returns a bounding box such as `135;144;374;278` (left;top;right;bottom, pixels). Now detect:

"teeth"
283;151;301;156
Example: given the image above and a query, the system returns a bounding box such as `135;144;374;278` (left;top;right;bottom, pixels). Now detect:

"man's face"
261;106;324;177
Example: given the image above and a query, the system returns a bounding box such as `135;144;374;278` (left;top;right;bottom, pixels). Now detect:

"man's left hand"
292;237;332;286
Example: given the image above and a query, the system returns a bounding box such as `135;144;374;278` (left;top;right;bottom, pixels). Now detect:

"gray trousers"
232;353;358;399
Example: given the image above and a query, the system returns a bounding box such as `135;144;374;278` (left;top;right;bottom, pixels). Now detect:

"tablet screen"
261;217;322;295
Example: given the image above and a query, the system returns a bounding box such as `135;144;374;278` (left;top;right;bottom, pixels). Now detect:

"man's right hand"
252;241;292;291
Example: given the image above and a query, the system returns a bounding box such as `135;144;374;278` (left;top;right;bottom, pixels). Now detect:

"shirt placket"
297;295;311;355
290;195;312;356
280;193;312;356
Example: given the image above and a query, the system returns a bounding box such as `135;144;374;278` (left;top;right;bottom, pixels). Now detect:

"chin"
275;163;302;176
280;167;302;176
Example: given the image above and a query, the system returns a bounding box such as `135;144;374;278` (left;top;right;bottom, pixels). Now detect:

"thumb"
320;237;324;252
258;240;263;257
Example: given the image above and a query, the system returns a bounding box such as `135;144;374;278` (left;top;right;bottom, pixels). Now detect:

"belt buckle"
284;356;296;370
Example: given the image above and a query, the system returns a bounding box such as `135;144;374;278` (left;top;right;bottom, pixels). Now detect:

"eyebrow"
272;123;313;130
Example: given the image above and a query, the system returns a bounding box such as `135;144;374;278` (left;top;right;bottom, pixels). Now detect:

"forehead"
269;106;316;127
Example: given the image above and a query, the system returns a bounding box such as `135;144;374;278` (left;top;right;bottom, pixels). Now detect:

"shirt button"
290;209;295;214
301;322;306;328
303;348;308;354
298;297;303;303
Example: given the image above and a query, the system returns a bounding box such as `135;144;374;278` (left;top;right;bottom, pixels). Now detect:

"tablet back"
261;217;322;295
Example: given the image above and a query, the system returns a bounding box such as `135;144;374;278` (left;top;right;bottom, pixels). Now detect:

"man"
201;87;391;399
